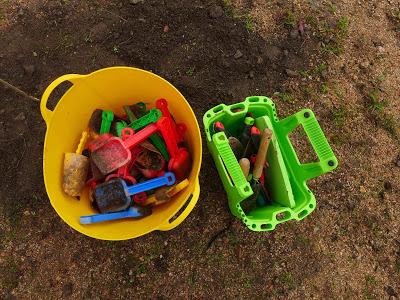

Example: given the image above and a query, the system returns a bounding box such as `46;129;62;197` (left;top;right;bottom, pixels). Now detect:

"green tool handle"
278;109;338;180
149;134;170;162
128;109;162;131
100;110;114;135
123;105;137;123
115;120;128;137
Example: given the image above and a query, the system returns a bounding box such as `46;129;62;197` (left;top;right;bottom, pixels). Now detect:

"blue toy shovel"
80;206;152;224
93;172;176;213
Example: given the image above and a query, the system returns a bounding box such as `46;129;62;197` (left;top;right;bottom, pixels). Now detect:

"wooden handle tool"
252;128;272;181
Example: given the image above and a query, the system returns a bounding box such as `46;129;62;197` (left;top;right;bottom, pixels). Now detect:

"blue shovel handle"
124;172;176;195
80;206;149;224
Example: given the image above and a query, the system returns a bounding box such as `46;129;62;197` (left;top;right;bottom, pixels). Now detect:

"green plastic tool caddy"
203;96;338;231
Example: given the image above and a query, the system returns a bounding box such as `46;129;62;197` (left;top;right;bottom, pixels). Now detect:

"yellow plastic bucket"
40;67;202;240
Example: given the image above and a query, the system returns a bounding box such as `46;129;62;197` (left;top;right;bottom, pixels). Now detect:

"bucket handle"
157;178;200;231
278;109;338;181
40;74;85;126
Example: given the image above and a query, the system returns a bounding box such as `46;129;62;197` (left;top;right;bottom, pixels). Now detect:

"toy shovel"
80;206;152;224
116;107;169;161
93;172;176;213
90;117;190;178
105;139;147;204
63;131;89;197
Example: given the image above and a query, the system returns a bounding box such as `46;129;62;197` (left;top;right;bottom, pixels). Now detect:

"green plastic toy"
116;108;170;161
115;120;128;137
129;109;162;131
203;96;338;231
123;105;137;123
100;110;114;134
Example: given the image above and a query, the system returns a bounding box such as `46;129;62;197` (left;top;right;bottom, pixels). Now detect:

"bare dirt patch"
1;0;399;299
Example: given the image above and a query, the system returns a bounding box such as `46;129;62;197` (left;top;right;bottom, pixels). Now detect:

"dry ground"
0;0;399;299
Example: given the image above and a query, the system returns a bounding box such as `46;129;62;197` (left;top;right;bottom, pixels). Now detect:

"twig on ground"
206;221;233;251
0;78;40;102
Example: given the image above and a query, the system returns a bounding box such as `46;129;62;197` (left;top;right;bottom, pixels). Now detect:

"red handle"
123;123;158;149
157;117;179;156
156;98;186;143
122;115;180;161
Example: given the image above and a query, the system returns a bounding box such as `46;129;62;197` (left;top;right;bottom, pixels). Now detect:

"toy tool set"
62;99;191;225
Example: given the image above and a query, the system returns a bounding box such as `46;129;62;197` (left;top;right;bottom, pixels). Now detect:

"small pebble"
384;181;392;191
33;51;38;57
208;5;224;18
23;64;35;76
62;283;73;297
234;50;243;59
285;69;298;77
289;29;299;39
256;56;263;64
385;285;397;297
14;112;26;121
249;70;255;78
377;46;385;53
359;186;367;193
359;61;369;69
283;49;289;56
129;0;143;4
264;45;281;61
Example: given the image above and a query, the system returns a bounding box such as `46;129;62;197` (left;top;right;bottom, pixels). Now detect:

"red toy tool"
156;98;187;144
104;133;147;204
90;116;190;179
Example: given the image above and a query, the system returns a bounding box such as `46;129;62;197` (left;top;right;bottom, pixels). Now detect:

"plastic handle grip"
100;110;114;135
158;178;200;231
156;98;186;142
40;74;85;126
125;172;176;195
279;109;338;180
128;109;162;131
212;132;249;189
149;134;170;161
116;121;128;137
298;110;334;162
157;116;179;156
80;207;143;224
75;131;88;154
123;123;158;149
123;105;137;123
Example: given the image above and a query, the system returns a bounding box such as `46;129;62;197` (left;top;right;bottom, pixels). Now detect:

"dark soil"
1;0;399;299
